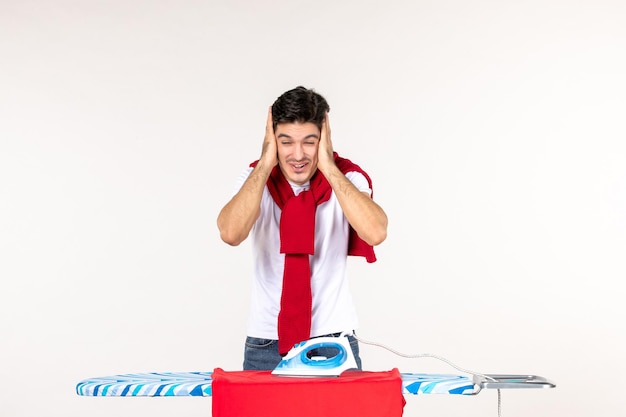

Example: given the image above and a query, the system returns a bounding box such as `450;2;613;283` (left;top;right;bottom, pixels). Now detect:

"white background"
1;1;625;416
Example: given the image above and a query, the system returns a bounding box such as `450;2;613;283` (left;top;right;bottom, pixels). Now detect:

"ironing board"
76;370;555;397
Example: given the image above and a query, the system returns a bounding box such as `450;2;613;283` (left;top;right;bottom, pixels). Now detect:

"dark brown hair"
271;86;330;130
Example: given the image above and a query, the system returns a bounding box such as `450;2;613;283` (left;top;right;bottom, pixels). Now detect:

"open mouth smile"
289;162;309;172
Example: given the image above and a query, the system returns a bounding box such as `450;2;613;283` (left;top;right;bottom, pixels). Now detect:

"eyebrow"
276;133;320;140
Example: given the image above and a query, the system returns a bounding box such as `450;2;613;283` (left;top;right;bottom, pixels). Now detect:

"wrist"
317;158;338;177
254;158;276;175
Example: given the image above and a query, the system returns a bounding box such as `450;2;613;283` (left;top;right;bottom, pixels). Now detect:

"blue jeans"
243;333;363;371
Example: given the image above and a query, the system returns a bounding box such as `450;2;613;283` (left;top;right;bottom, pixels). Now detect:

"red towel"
211;368;406;417
251;153;376;355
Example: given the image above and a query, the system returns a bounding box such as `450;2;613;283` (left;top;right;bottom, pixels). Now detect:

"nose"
293;143;305;160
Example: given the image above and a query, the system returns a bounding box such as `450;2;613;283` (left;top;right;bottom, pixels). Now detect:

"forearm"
323;164;388;246
217;162;273;246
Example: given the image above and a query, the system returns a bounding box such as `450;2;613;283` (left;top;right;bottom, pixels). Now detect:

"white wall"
1;1;624;416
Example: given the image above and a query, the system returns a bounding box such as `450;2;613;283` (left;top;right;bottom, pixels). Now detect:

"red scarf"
251;153;376;355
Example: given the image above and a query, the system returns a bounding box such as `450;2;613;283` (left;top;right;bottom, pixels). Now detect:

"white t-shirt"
233;167;372;339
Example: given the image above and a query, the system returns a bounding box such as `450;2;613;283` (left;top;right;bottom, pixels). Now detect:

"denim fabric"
243;334;362;371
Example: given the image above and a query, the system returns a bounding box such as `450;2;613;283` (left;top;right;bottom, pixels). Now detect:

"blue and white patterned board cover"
76;372;214;397
76;371;478;397
401;373;477;395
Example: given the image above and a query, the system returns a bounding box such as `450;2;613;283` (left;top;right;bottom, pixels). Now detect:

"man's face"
275;121;320;186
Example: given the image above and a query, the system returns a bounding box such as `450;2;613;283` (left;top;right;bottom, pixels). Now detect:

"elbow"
364;204;388;246
363;217;388;246
367;227;387;247
219;227;246;246
217;218;246;246
220;234;241;247
217;205;258;247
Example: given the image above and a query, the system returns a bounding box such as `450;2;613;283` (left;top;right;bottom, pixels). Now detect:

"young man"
217;86;388;370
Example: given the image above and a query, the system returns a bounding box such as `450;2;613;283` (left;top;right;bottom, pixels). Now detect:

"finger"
266;106;274;133
324;112;331;136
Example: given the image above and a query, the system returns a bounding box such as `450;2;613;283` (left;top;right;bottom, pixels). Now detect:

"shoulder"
229;166;254;195
344;171;371;195
236;166;254;183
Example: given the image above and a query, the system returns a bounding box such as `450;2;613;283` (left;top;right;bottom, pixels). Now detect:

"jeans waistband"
315;331;354;338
